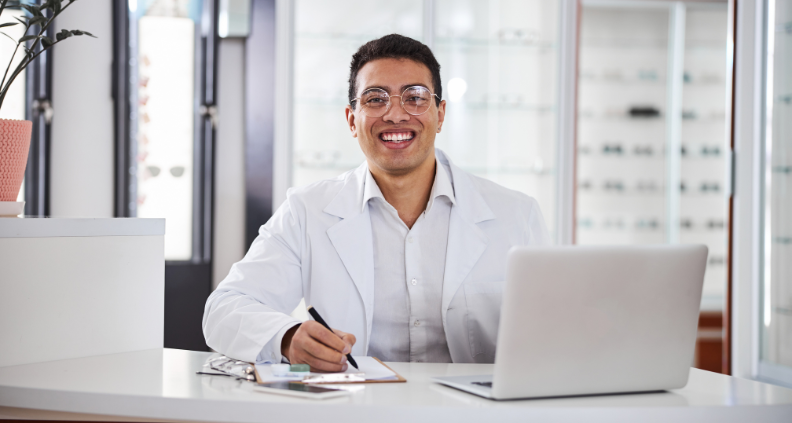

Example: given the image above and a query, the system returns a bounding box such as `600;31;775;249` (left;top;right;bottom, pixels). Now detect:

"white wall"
213;39;247;289
51;0;114;218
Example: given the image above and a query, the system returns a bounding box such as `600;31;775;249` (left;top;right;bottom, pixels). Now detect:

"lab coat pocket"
463;280;505;362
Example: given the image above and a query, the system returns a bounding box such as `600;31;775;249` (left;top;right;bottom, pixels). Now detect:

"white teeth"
382;132;413;142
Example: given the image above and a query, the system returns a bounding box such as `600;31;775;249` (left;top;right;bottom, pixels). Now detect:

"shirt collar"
362;159;457;213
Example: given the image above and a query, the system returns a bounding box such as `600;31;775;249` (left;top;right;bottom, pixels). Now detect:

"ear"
345;105;358;138
436;100;447;133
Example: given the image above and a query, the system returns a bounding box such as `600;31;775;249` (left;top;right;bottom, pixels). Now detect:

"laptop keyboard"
471;381;492;387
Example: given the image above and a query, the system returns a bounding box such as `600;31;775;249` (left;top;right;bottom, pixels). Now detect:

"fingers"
305;321;347;352
335;330;357;354
288;321;351;373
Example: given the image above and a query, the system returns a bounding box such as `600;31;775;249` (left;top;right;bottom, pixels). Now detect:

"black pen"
306;305;359;370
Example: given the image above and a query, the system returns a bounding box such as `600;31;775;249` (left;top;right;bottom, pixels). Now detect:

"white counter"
1;348;791;423
0;216;165;238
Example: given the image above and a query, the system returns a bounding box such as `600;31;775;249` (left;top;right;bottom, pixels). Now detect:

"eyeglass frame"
351;85;440;117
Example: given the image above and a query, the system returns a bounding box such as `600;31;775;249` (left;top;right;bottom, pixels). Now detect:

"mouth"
378;130;416;150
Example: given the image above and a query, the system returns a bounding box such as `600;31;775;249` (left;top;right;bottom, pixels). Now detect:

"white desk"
0;349;791;423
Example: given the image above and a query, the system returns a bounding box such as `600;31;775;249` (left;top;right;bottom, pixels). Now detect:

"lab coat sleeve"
523;195;552;246
202;196;305;363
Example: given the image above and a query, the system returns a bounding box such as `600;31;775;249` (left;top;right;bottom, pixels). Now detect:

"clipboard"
254;357;407;384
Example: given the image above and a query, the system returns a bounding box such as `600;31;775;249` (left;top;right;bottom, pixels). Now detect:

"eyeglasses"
352;86;439;118
197;355;256;381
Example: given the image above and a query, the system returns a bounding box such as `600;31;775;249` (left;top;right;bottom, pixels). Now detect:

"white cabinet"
0;218;165;367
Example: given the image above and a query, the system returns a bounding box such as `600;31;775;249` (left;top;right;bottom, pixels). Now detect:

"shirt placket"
406;213;427;363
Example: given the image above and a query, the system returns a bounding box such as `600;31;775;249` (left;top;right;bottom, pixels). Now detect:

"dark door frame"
244;0;277;248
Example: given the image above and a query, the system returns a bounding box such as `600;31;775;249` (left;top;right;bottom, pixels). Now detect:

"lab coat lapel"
440;151;496;318
324;163;375;354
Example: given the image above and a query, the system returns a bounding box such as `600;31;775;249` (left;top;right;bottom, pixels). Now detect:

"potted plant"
0;0;93;216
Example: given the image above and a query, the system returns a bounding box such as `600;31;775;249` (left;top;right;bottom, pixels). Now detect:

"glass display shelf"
294;163;554;176
579;146;724;159
294;98;555;113
295;32;418;43
580;40;725;50
434;36;555;49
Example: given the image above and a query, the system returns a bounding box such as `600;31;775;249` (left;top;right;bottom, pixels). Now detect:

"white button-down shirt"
364;160;455;363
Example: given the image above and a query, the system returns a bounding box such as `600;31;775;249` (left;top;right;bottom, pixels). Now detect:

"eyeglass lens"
360;87;433;117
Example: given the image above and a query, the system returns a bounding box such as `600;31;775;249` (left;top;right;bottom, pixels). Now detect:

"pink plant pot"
0;119;33;202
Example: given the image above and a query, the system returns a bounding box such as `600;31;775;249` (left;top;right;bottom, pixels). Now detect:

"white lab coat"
203;149;550;363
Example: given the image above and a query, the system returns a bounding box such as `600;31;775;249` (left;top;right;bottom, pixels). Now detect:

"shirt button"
407;236;414;243
411;278;417;285
414;320;421;327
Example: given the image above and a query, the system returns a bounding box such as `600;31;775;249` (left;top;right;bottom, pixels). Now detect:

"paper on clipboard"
255;356;402;384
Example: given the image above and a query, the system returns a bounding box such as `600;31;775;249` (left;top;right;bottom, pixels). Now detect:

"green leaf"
0;22;18;29
27;16;46;26
21;4;42;17
18;34;38;43
0;32;16;44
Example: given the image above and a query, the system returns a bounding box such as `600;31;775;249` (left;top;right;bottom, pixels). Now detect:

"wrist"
280;324;300;361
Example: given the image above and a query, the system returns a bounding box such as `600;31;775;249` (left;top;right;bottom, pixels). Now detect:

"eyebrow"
362;83;431;94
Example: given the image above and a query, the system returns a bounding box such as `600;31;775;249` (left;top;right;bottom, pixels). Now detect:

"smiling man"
203;34;550;371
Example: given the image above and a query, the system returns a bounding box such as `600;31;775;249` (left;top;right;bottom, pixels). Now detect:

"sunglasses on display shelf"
700;146;721;157
636;219;660;230
774;237;792;245
145;166;186;178
601;144;623;155
603;180;625;192
699;182;721;193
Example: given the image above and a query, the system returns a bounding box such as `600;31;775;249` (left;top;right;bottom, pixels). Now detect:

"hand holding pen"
280;306;358;372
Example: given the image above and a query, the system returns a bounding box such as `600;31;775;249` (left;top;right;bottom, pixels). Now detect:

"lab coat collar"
323;148;492;221
359;156;457;215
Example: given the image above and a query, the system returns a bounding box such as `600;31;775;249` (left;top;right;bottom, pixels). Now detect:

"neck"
369;154;436;229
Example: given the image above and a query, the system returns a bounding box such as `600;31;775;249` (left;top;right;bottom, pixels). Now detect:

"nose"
381;95;410;124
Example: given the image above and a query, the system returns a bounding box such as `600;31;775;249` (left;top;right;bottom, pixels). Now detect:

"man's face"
345;58;446;176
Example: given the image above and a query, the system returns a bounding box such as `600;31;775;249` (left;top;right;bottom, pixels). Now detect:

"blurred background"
10;0;790;387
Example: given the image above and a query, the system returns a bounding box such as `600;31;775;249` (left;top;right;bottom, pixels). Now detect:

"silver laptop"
433;245;708;400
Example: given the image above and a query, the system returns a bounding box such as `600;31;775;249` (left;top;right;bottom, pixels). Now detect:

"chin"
372;146;432;175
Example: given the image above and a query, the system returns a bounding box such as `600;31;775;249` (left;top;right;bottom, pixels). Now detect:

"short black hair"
348;34;442;109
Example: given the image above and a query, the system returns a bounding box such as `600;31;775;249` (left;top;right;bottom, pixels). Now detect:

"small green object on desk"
289;364;310;373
